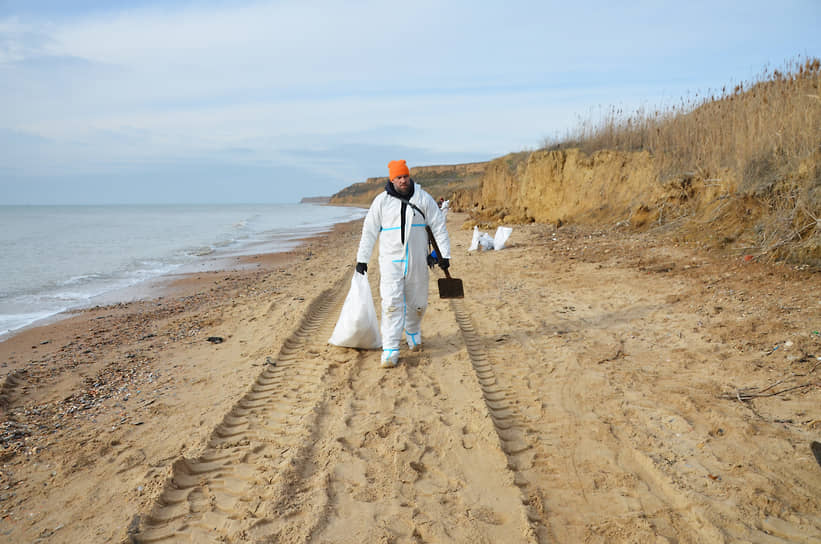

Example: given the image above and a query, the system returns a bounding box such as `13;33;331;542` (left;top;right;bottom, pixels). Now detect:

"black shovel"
426;226;464;298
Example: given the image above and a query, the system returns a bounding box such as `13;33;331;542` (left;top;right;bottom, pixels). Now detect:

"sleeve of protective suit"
356;195;382;264
425;194;451;259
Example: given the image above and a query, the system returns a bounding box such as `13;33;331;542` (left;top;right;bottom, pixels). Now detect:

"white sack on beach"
469;226;480;251
329;272;381;349
469;226;497;251
493;226;513;250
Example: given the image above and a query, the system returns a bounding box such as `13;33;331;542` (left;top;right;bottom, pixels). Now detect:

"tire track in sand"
130;274;351;543
450;299;549;543
131;268;536;544
308;327;534;543
257;267;534;543
473;287;729;542
466;264;821;543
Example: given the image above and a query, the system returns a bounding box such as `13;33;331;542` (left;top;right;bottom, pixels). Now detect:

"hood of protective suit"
384;179;415;200
384;179;417;244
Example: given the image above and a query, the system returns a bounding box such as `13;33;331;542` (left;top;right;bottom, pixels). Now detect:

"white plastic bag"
493;226;513;250
469;226;495;251
328;272;381;349
469;226;480;251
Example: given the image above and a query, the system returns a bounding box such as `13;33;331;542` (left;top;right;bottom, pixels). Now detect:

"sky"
0;1;819;204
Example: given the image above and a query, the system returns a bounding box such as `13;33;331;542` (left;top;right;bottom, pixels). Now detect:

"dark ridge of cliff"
329;162;488;207
300;196;331;204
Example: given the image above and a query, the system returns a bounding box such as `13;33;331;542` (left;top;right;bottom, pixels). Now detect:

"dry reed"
544;57;821;264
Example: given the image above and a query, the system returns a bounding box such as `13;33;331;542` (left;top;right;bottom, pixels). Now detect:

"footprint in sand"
461;423;477;450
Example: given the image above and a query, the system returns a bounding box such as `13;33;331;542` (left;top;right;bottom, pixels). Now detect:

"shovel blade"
437;277;464;299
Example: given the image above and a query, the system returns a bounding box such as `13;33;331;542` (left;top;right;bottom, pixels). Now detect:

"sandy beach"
1;212;820;543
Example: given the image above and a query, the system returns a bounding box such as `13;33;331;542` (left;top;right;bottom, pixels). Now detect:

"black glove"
426;254;437;269
355;262;367;275
438;258;450;271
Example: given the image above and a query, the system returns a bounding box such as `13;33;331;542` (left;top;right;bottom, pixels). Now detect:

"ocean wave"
42;291;95;302
62;273;106;286
0;203;367;341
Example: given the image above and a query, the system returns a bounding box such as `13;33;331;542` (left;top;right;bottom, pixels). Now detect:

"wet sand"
1;213;820;543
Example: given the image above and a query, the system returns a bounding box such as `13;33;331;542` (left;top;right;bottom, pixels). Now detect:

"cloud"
0;16;53;62
0;0;819;204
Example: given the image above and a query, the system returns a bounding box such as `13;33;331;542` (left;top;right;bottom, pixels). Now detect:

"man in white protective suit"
355;160;452;368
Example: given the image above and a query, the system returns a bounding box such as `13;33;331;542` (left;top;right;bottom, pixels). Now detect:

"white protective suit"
357;182;451;360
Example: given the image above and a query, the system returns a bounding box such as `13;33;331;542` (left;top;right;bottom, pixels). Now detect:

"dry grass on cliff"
545;57;821;265
549;58;820;182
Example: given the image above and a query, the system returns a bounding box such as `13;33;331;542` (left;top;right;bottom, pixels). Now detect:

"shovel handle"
425;226;452;278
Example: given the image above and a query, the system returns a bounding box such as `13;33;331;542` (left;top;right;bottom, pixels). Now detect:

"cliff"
450;147;820;266
450;59;821;266
453;149;662;224
300;196;331;204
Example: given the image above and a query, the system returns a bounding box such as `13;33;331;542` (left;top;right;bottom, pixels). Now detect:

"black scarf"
385;179;415;244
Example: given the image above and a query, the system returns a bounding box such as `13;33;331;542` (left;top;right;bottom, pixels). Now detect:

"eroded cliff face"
330;146;818;264
455;149;672;225
451;147;820;265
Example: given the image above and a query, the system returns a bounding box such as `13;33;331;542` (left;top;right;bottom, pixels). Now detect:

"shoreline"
0;218;364;363
0;203;367;343
0;217;365;348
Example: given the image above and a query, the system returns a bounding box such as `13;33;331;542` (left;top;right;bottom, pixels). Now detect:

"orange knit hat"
388;160;410;180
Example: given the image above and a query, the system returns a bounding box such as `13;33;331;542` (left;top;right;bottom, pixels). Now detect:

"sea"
0;203;367;340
